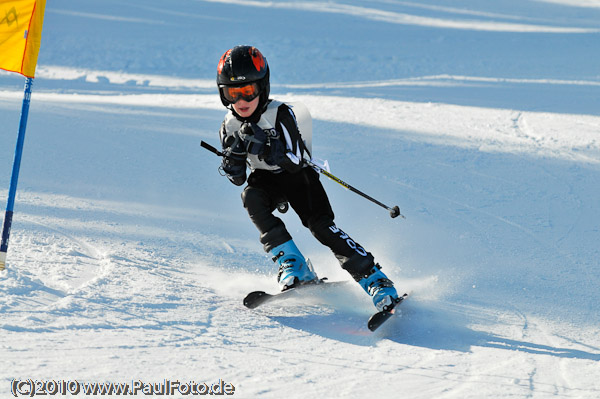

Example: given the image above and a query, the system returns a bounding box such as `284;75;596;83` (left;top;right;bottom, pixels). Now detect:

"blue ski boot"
270;240;318;291
358;264;400;311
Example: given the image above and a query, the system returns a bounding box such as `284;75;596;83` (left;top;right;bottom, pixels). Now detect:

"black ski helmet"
217;45;270;109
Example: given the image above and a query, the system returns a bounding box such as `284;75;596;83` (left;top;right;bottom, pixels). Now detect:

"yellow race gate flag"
0;0;46;270
0;0;46;78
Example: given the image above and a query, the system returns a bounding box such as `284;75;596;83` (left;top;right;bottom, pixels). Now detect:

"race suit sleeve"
270;103;308;173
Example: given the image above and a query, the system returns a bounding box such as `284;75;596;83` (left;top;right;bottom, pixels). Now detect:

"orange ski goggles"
222;83;260;104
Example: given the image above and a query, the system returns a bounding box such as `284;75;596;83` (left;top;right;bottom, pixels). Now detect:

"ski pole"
200;140;404;219
305;160;404;219
200;140;225;157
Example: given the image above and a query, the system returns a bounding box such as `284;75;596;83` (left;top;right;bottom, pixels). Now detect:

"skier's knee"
242;186;269;211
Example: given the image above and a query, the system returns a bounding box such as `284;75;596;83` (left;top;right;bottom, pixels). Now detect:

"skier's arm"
269;104;307;173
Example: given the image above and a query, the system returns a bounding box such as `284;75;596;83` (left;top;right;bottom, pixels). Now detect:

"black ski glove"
237;123;303;173
221;153;246;186
263;133;304;173
238;123;267;156
220;134;247;186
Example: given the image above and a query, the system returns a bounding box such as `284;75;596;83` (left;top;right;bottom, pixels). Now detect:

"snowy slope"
1;0;599;398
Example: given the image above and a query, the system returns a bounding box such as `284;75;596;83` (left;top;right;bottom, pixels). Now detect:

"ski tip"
367;310;394;331
243;291;268;309
367;292;409;331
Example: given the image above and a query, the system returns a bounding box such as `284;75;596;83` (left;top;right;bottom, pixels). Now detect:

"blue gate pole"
1;77;34;271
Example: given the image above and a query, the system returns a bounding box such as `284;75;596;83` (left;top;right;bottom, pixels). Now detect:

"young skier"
215;45;401;312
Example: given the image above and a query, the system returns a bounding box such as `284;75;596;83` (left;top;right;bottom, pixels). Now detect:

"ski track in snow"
1;0;600;398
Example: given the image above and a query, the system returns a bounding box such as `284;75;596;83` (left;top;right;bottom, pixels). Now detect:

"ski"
245;282;409;333
243;286;297;309
243;278;347;309
367;293;409;331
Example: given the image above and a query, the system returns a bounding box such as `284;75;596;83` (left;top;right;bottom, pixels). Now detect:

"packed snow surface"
1;0;599;398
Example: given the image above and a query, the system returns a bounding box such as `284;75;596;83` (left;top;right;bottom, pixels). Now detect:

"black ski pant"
241;167;375;280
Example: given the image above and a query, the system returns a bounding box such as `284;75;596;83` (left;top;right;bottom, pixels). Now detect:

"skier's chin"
236;107;252;117
233;98;259;118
